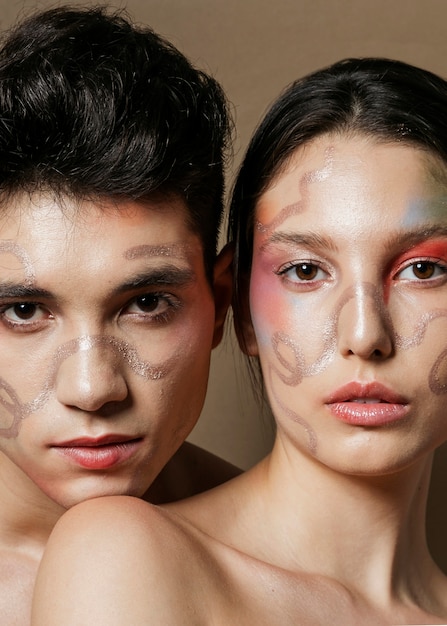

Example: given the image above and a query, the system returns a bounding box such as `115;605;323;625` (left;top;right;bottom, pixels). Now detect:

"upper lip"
325;381;408;405
53;435;142;447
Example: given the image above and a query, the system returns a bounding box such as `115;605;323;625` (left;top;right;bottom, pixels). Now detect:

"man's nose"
55;337;129;411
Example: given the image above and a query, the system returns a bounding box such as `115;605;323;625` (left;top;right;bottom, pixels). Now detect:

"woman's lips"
325;382;409;426
52;436;143;469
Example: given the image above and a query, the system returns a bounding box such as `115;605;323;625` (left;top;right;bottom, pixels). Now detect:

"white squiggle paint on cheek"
253;149;337;454
266;282;393;454
0;335;175;438
430;346;447;394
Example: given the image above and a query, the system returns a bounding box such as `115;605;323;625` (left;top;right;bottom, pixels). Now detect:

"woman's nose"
55;336;129;411
337;284;394;361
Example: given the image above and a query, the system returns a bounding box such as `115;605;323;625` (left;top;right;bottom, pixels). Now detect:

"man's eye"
2;302;43;323
124;293;180;320
133;294;162;313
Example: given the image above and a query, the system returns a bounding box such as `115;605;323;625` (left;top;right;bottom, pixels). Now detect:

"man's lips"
53;434;141;447
325;382;409;426
52;435;143;469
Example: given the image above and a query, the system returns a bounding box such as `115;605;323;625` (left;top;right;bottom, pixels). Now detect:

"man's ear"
233;271;259;357
212;243;233;348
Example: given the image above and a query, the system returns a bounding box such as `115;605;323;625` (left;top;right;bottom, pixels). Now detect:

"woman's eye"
281;262;327;282
2;302;46;324
396;260;446;281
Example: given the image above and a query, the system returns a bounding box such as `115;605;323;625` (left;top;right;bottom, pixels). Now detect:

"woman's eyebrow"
260;231;339;253
383;224;447;254
261;225;447;255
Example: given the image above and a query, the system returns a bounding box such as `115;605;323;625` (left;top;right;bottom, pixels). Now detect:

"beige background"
1;0;447;567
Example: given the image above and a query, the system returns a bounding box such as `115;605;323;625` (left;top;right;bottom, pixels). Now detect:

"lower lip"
53;440;142;469
327;402;409;427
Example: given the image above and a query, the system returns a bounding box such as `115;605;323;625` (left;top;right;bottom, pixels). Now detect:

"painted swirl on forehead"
256;147;335;235
0;241;35;285
0;335;172;438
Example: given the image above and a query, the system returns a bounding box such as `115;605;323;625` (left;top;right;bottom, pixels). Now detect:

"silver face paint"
0;334;173;438
267;367;318;455
256;147;335;236
429;347;447;395
395;309;447;350
0;241;35;285
124;243;192;260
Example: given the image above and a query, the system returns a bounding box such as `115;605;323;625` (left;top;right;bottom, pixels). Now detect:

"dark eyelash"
276;261;318;276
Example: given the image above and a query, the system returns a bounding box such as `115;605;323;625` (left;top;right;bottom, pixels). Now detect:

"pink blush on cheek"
249;258;286;318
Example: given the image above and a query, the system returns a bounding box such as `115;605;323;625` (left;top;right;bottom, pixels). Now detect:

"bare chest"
203;549;447;626
0;552;39;625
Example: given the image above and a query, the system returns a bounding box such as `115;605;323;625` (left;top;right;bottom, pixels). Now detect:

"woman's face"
247;133;447;475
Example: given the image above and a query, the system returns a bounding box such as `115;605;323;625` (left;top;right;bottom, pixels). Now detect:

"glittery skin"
264;278;447;448
430;347;447;394
0;241;179;438
255;151;336;453
0;334;172;438
124;243;192;260
253;145;447;453
256;147;334;235
0;241;35;285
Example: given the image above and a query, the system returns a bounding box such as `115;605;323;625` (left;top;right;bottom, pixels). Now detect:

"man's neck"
0;453;64;557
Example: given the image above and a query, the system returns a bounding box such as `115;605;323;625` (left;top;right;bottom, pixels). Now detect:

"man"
0;6;237;623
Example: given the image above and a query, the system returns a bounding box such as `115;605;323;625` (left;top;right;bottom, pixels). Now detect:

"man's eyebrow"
113;267;196;295
0;283;52;299
260;231;339;253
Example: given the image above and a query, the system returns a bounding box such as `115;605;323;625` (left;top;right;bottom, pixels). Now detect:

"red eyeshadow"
396;240;447;264
384;239;447;302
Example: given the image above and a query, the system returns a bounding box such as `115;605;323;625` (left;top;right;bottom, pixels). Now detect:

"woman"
32;58;447;624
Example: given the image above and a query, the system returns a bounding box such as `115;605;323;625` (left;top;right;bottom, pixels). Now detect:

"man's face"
0;193;224;508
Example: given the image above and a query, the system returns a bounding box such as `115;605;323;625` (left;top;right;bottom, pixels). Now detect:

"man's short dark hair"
0;6;231;278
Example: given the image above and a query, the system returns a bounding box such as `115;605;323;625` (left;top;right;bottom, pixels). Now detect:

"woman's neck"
257;438;438;605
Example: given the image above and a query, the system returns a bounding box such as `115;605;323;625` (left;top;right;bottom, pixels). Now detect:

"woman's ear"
233;272;259;357
212;243;233;348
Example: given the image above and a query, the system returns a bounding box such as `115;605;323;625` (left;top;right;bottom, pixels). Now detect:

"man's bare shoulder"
145;441;242;504
32;497;225;625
